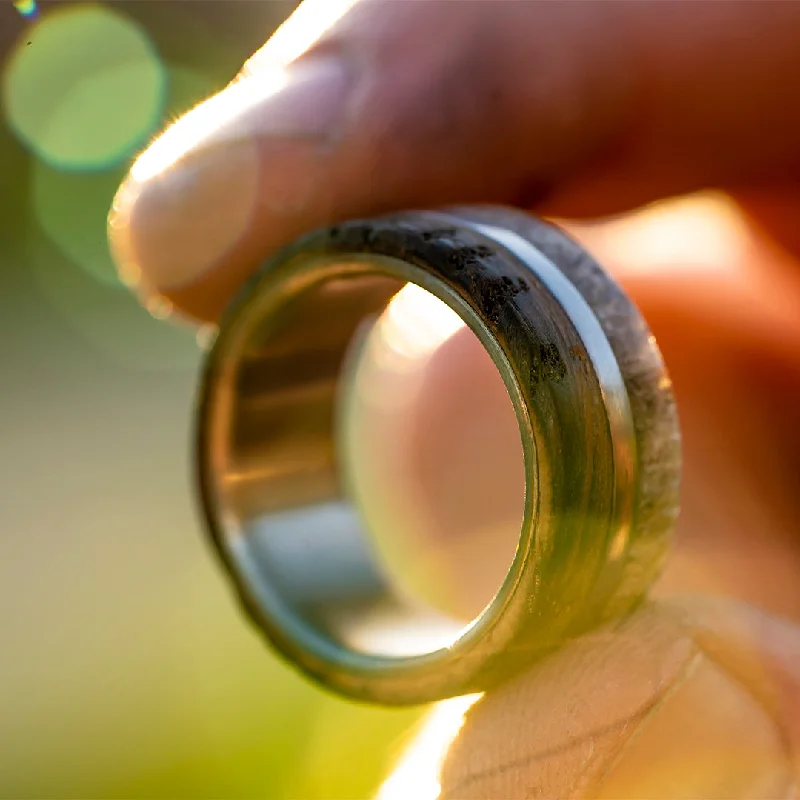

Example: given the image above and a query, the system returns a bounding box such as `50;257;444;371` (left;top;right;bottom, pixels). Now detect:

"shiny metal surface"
195;206;681;705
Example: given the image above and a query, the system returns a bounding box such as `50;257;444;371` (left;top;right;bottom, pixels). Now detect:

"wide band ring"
195;206;681;706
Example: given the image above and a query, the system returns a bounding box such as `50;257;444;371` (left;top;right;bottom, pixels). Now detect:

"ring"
195;205;681;706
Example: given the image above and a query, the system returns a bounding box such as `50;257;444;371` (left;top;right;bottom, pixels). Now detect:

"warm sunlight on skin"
127;71;288;183
110;0;359;298
130;0;356;183
242;0;360;77
566;193;755;276
377;694;482;800
129;0;359;183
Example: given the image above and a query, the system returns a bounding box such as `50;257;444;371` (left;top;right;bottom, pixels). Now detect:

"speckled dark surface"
448;206;682;623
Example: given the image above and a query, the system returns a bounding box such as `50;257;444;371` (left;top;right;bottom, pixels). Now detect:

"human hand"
109;1;800;797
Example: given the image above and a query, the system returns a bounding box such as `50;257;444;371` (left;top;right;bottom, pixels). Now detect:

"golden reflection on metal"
608;528;628;562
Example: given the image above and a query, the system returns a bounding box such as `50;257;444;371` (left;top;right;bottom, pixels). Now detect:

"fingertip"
109;128;262;321
109;47;355;322
107;0;633;323
438;602;799;799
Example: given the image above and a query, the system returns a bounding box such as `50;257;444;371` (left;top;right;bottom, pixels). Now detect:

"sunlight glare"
567;193;753;275
243;0;360;76
129;70;288;183
380;284;466;361
129;0;359;182
377;694;482;800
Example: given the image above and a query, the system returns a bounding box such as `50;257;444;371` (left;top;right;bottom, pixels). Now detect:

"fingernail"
109;54;353;299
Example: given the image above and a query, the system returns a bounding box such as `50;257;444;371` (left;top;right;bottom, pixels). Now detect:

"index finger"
109;0;800;322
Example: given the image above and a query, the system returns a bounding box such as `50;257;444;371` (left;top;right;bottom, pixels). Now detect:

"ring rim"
195;207;680;705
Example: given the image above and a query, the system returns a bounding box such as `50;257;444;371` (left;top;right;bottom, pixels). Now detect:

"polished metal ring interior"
196;206;681;706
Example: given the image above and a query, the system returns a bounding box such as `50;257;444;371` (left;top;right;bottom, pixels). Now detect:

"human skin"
110;1;800;796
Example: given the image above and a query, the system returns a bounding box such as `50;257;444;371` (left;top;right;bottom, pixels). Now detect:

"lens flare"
13;0;37;19
32;65;218;291
3;4;166;171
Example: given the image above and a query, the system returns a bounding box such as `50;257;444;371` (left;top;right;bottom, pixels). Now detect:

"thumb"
440;598;800;800
379;598;800;800
109;0;800;322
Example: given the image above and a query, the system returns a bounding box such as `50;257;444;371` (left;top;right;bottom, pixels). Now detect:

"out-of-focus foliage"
0;2;423;797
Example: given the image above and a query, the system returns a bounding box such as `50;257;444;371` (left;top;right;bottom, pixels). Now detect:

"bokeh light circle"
23;60;220;371
31;65;219;290
3;3;166;171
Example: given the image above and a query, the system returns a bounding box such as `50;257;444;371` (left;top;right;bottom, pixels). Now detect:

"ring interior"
203;258;525;660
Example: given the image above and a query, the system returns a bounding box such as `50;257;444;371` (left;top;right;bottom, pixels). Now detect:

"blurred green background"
0;2;423;797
